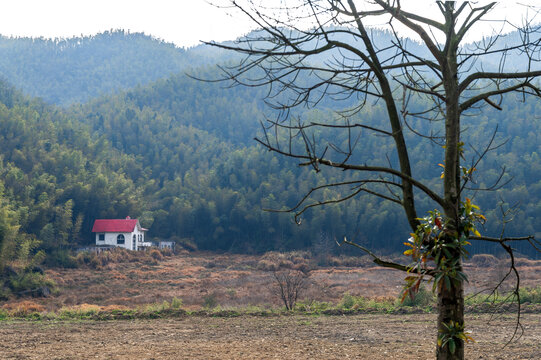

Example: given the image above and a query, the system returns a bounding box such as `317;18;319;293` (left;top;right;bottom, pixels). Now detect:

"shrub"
338;293;372;310
142;302;168;313
58;304;101;319
203;292;218;309
7;270;55;297
75;251;93;266
399;285;435;307
339;293;356;310
294;299;330;313
519;286;541;304
44;249;77;268
514;257;541;267
170;297;183;309
0;287;9;301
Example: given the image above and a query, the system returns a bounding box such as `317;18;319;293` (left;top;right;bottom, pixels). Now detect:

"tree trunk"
436;265;465;359
439;9;465;357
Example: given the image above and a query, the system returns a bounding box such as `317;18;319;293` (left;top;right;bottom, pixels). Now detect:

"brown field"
1;251;540;359
17;251;541;311
0;314;540;359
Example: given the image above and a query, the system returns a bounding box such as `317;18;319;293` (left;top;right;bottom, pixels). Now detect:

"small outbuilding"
158;240;175;251
91;216;151;251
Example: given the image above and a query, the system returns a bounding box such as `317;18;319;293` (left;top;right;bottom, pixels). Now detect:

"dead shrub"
76;247;171;269
257;259;278;271
260;251;282;263
73;303;101;312
328;255;372;268
3;300;45;316
373;295;398;303
278;259;294;269
292;262;310;273
470;254;499;267
514;257;541;267
177;249;190;256
161;247;174;257
289;250;312;260
74;303;101;311
291;255;307;264
149;249;164;261
101;304;131;312
110;271;127;280
259;251;311;271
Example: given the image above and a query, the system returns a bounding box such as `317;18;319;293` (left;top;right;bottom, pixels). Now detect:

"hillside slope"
0;30;539;258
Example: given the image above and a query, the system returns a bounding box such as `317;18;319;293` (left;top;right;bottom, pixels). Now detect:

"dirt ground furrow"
0;314;540;359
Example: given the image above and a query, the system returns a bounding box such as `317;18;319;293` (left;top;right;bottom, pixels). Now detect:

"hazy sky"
0;0;255;48
0;0;538;48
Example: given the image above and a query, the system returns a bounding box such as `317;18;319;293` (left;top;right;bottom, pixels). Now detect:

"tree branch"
459;70;541;93
341;237;436;276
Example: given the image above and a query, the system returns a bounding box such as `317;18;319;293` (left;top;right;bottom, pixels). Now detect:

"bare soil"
0;313;540;359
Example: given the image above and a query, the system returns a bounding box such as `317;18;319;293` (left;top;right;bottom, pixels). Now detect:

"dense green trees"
0;31;538;262
0;80;142;263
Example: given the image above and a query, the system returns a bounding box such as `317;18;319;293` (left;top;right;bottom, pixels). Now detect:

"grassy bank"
2;286;540;321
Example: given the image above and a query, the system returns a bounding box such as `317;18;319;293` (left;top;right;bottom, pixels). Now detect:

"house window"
138;234;142;242
98;234;105;241
117;234;125;244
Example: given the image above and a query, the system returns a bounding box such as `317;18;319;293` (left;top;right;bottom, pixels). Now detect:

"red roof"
92;219;142;233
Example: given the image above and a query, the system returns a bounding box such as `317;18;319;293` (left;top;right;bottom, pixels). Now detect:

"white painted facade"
159;241;175;250
94;220;151;251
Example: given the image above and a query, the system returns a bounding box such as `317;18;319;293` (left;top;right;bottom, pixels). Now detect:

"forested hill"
0;30;539;265
68;70;367;252
70;71;541;256
0;31;230;106
0;29;529;107
0;80;144;266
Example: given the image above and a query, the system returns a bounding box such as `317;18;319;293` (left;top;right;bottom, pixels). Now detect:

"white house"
91;216;151;251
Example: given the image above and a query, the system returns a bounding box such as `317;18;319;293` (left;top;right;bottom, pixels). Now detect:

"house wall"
95;226;146;250
133;225;149;250
159;241;174;250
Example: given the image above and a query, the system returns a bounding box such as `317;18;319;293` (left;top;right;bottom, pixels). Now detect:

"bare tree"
273;269;308;310
207;1;541;359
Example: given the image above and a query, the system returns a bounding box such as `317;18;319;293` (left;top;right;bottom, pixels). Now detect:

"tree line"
0;65;538;263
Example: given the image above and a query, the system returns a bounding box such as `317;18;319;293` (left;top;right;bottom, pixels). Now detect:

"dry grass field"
19;251;541;311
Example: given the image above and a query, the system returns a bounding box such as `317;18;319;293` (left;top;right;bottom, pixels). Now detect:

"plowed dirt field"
1;314;540;359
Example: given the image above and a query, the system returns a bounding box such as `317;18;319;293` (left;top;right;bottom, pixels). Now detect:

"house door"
132;234;136;250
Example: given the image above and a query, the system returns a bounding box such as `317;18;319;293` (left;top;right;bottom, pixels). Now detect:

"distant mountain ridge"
0;31;201;105
0;28;534;106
